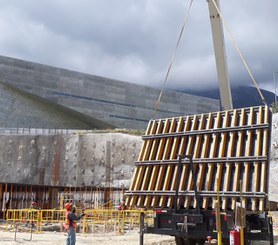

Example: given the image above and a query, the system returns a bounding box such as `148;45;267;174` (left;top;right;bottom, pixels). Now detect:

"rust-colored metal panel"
125;106;272;212
51;136;62;186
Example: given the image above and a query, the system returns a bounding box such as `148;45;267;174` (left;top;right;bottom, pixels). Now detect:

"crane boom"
207;0;233;110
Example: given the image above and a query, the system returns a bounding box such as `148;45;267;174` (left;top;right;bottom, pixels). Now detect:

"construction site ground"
0;229;175;244
0;222;275;244
0;228;275;244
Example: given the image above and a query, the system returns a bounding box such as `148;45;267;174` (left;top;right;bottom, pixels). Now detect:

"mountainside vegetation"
181;85;276;109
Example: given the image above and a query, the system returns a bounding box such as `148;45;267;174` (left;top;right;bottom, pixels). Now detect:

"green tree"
270;102;278;113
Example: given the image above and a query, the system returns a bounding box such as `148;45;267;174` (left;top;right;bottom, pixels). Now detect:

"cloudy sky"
0;0;277;92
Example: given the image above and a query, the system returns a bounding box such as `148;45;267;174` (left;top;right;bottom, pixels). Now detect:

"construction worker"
26;201;39;228
64;202;72;229
118;200;126;211
64;202;85;245
31;201;39;209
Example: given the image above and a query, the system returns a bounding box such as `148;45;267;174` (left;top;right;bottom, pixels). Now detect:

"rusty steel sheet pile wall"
125;106;272;212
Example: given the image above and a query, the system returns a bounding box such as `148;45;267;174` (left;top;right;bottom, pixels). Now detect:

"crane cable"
211;0;266;105
152;0;194;119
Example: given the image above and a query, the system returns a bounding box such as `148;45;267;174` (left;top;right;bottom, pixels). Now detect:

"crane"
128;1;274;244
207;0;233;110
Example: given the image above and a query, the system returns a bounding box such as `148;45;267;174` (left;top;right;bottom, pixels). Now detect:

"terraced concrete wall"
0;82;97;129
0;55;220;129
0;131;142;189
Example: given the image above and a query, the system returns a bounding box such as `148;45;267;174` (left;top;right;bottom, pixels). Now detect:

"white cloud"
0;0;276;92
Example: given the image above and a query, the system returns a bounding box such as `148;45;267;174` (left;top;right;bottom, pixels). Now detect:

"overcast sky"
0;0;277;92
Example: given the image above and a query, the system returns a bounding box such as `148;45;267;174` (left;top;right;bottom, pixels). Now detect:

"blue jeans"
66;226;76;245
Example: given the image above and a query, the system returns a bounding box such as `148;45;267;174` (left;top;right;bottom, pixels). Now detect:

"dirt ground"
0;229;275;244
0;229;175;245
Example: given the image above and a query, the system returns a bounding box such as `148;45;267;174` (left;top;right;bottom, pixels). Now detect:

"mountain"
181;85;275;109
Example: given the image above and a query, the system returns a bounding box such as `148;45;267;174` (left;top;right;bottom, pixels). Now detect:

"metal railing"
5;208;154;235
0;127;86;135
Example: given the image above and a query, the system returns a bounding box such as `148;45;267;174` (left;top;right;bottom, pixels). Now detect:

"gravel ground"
0;229;175;245
0;229;274;244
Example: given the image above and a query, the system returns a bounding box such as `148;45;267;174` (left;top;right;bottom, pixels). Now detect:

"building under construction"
0;55;220;216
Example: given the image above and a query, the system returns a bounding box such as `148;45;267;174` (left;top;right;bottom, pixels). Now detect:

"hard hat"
64;202;72;210
32;201;37;206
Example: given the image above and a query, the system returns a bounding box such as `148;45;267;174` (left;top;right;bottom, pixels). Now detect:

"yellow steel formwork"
125;106;272;212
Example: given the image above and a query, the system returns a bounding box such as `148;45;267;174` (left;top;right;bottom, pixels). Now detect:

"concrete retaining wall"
0;131;142;189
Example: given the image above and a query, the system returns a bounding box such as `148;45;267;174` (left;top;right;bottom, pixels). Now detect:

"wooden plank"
242;107;254;209
260;106;269;211
159;117;178;207
135;119;159;206
222;109;238;210
167;116;185;207
181;115;199;208
127;120;153;205
194;114;212;208
212;111;230;209
144;119;164;207
203;112;221;209
151;119;171;207
185;114;205;208
232;108;246;210
252;107;263;211
137;119;160;207
175;115;193;208
141;121;158;160
128;120;155;206
138;121;154;162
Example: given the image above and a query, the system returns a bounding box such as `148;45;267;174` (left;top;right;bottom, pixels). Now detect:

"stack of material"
125;106;271;212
